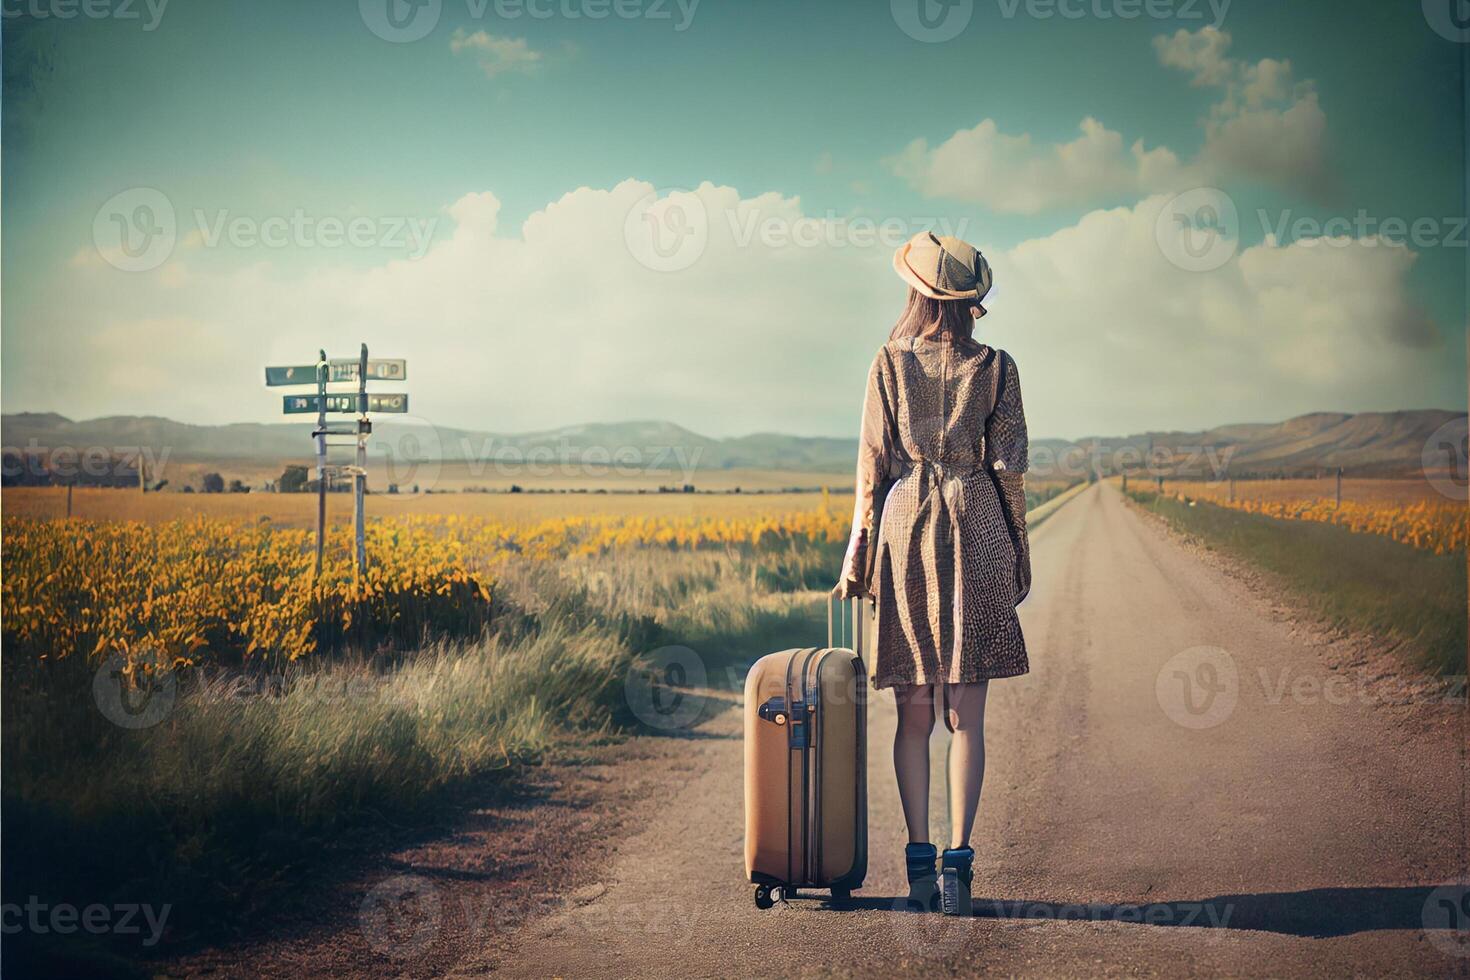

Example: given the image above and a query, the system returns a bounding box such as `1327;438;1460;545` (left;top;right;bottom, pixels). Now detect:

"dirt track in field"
177;482;1470;978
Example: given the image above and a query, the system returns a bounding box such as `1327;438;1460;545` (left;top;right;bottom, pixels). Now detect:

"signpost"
265;345;407;579
266;359;407;386
282;393;409;414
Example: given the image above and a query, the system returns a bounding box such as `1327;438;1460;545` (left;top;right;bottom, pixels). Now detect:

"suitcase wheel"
754;885;775;910
830;886;851;902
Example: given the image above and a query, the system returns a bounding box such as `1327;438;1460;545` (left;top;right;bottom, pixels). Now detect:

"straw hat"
892;232;993;311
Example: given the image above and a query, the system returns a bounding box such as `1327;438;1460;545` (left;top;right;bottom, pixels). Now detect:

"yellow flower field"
1160;479;1468;555
1;503;851;670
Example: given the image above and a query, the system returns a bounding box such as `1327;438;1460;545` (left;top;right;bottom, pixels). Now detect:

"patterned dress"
840;336;1031;689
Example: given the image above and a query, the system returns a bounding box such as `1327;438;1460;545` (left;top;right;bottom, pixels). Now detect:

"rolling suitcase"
743;595;868;908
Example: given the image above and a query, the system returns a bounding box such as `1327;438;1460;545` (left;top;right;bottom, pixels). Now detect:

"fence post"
1335;467;1343;508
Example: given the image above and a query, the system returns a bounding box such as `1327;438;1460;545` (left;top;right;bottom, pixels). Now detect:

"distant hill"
3;409;1464;479
1040;409;1468;478
0;413;848;473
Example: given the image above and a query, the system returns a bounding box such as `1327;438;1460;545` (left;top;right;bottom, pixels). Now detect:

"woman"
838;231;1031;917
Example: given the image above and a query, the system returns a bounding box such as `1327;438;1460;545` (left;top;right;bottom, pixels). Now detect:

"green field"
1124;488;1467;677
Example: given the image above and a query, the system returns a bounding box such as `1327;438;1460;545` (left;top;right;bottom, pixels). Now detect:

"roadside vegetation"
2;483;1076;974
1124;487;1466;677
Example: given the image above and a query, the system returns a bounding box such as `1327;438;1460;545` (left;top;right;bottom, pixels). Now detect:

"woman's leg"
892;683;936;843
944;681;990;848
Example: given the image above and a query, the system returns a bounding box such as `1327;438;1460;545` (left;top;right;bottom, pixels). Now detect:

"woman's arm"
838;352;894;599
986;353;1031;604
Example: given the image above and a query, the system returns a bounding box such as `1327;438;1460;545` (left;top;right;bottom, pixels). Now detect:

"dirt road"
463;482;1469;978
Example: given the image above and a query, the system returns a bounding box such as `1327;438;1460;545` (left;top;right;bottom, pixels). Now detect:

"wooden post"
65;483;73;519
1121;471;1128;494
1229;476;1235;503
353;343;368;580
1157;474;1164;493
138;452;146;493
1335;467;1343;508
315;348;328;577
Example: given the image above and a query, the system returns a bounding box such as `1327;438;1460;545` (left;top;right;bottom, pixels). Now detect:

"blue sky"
4;0;1467;440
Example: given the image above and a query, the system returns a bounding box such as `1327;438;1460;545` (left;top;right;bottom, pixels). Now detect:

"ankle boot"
904;842;939;911
940;846;974;916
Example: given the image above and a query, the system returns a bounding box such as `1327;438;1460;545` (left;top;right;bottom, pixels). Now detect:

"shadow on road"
825;885;1445;938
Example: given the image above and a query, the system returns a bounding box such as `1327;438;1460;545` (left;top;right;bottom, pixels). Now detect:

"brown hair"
888;287;977;343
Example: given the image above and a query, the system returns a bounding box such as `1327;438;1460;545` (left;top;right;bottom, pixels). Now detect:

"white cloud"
18;183;1459;443
995;195;1452;435
890;117;1185;215
450;29;542;79
893;28;1330;213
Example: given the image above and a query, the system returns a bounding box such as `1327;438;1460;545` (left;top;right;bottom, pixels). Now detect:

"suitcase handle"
826;592;866;664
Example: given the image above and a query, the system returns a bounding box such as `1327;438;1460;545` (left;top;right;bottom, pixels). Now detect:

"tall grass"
1126;488;1466;676
2;541;838;972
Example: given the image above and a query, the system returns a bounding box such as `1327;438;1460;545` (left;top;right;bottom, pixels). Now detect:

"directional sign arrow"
282;393;410;414
266;359;407;386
